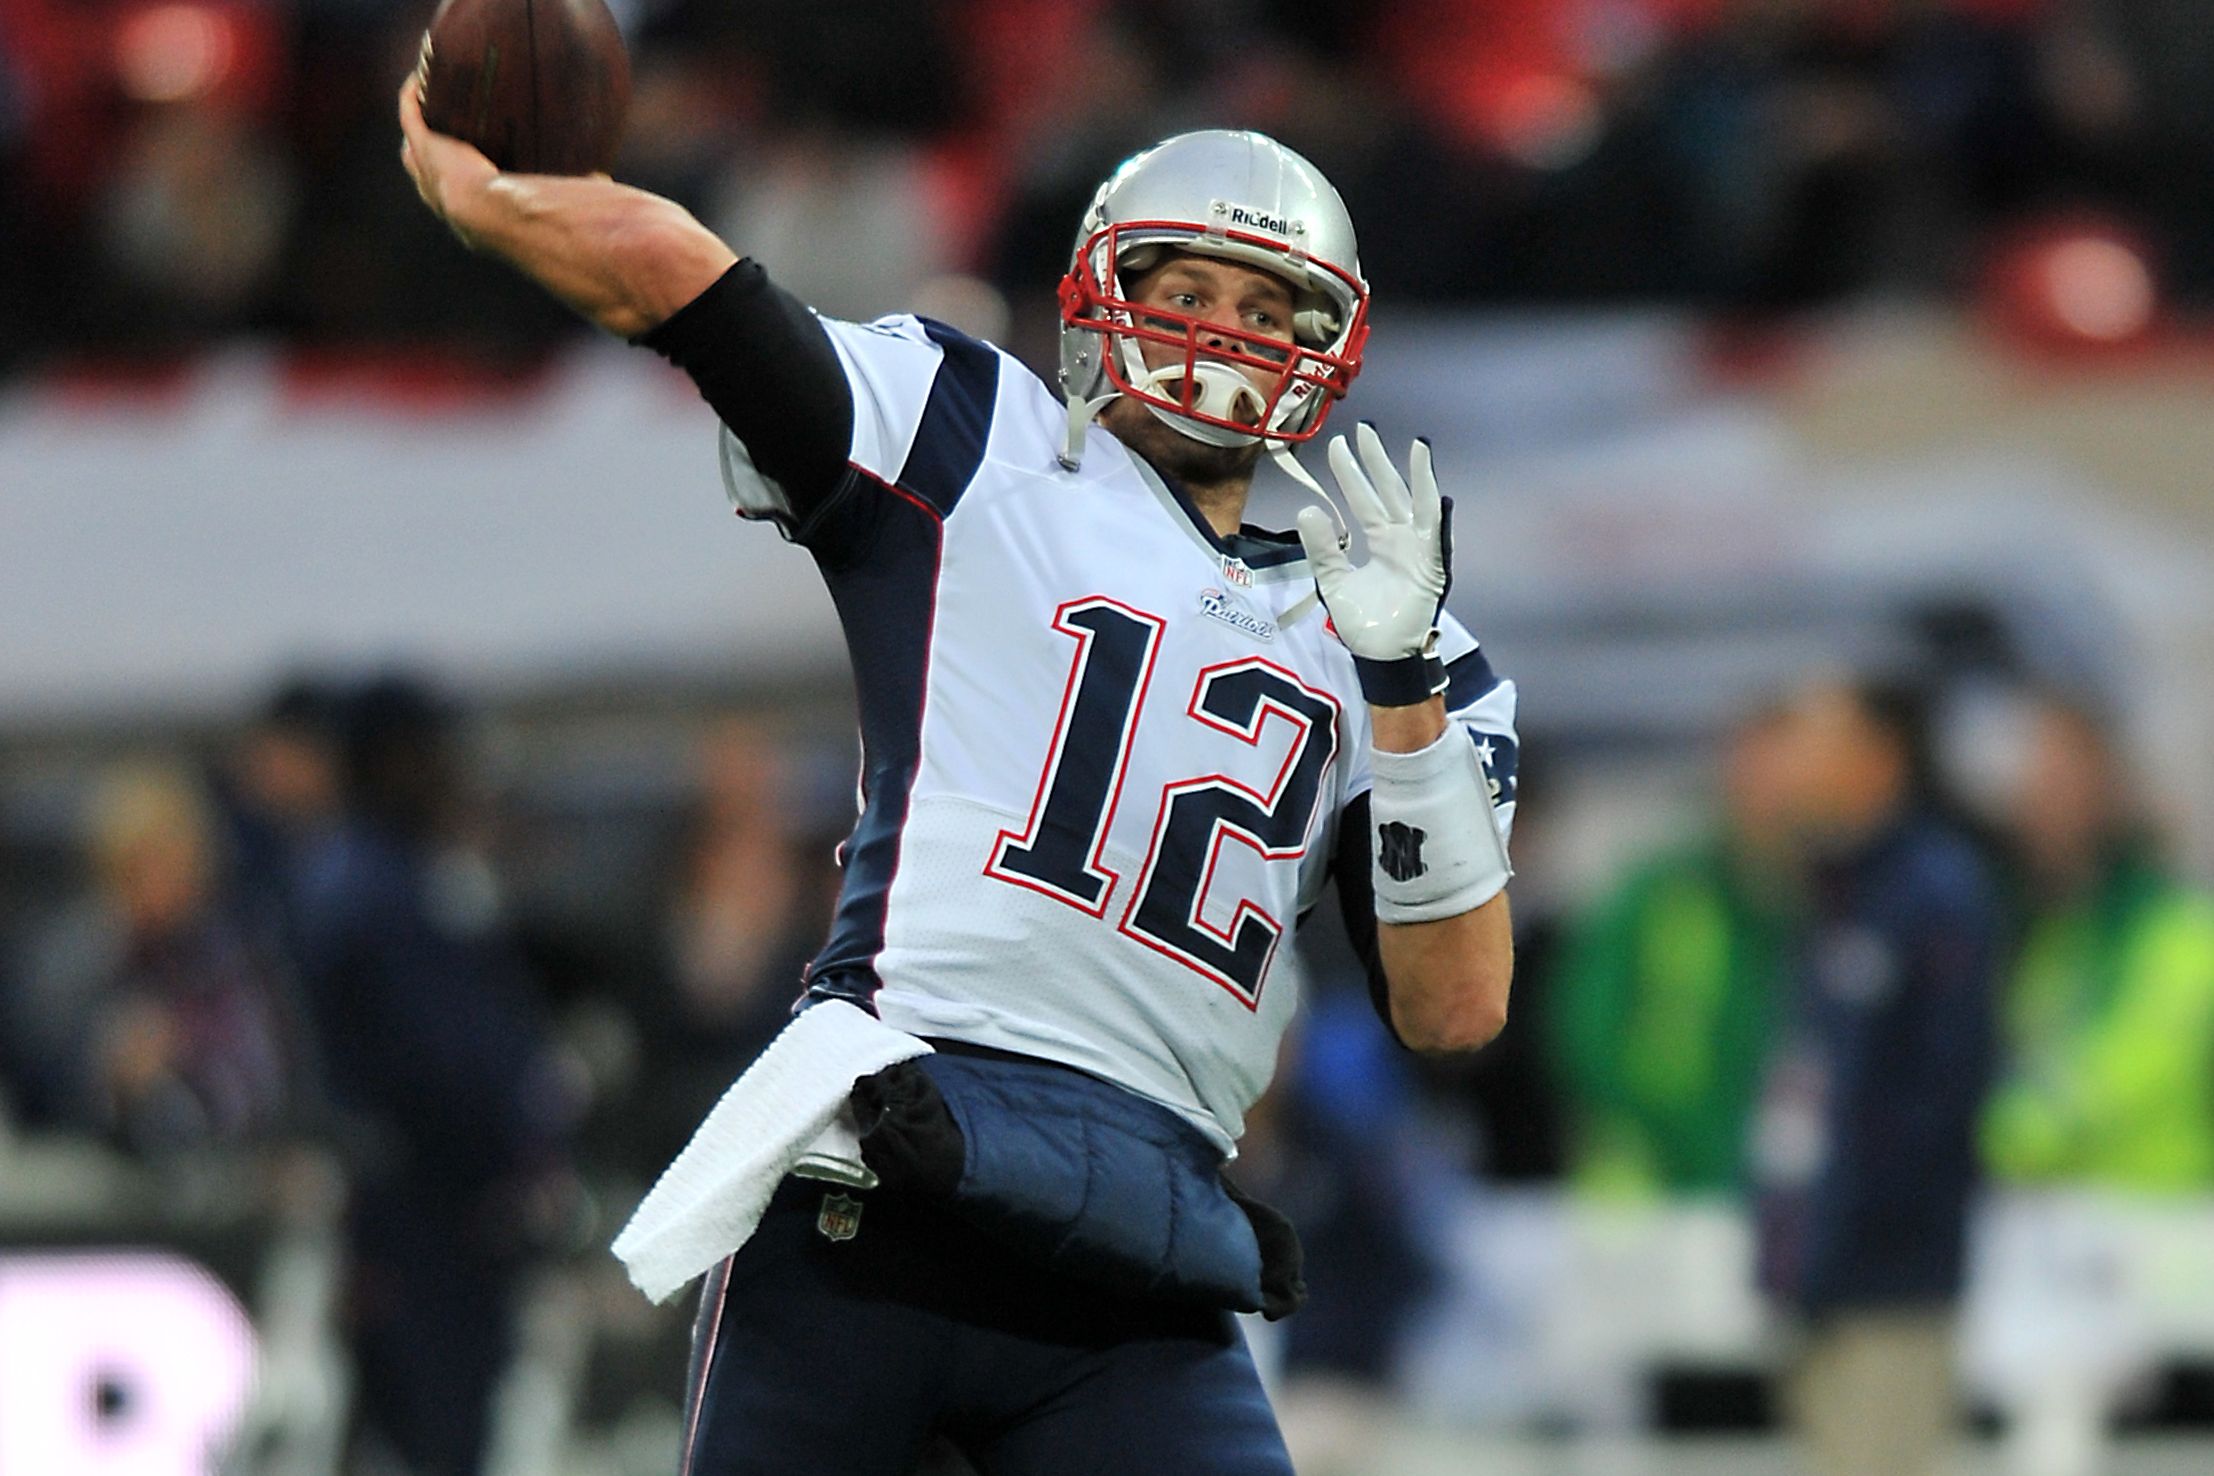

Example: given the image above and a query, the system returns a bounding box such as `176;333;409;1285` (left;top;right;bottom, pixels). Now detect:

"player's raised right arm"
398;76;868;530
398;79;735;339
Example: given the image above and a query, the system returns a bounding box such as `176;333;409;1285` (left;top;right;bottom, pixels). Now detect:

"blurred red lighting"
1493;73;1602;171
1984;220;2164;356
2042;237;2156;345
114;4;237;104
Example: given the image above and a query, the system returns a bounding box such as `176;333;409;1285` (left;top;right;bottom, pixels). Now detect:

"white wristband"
1368;726;1513;924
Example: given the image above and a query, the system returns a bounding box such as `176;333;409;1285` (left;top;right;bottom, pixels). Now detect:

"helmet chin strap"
1060;391;1117;471
1268;442;1343;628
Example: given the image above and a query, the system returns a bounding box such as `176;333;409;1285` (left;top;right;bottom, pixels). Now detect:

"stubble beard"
1097;397;1264;492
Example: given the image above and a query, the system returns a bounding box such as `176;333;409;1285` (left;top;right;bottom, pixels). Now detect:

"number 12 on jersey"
986;597;1341;1008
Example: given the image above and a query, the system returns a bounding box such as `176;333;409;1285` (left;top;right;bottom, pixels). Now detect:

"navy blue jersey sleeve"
1331;791;1403;1046
1436;634;1521;837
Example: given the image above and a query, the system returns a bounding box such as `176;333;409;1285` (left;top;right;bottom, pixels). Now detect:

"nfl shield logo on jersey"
816;1192;864;1242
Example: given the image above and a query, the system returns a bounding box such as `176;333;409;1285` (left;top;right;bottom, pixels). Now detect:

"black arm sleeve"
1332;791;1405;1046
639;259;854;518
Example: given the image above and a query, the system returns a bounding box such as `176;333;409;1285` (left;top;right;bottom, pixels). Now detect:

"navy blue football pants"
680;1177;1294;1475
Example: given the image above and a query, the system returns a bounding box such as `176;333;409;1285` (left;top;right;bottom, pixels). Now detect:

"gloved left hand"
1295;422;1451;703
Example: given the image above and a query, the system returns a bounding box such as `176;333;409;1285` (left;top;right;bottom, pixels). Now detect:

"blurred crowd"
6;0;2214;373
0;678;852;1474
1244;668;2214;1474
1524;674;2214;1476
3;659;2212;1474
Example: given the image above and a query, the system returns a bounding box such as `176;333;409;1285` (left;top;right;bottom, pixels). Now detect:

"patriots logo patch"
1378;822;1428;882
1199;588;1276;641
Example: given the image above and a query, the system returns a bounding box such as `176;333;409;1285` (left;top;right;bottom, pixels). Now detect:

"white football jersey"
718;313;1518;1152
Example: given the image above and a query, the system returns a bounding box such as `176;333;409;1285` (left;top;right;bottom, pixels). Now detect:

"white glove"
1295;424;1450;701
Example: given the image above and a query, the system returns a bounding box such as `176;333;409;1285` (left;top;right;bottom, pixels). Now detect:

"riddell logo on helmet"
1227;206;1294;236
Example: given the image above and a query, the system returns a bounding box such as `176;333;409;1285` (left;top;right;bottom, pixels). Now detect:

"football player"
401;80;1517;1476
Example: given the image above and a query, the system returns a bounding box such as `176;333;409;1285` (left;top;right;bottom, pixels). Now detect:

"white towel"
611;999;931;1303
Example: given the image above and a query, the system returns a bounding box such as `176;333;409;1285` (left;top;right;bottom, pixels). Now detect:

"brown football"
416;0;630;175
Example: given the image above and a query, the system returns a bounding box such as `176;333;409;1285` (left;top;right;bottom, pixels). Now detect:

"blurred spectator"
291;676;580;1476
93;98;296;342
0;12;44;370
267;11;579;353
2093;0;2214;300
1631;0;2128;307
2;0;300;350
1548;703;1796;1198
1751;674;2001;1476
983;8;1185;364
628;718;835;1168
214;676;344;950
3;762;298;1152
696;0;968;321
1416;756;1563;1183
709;131;960;323
985;1;1500;352
609;33;756;212
1982;694;2214;1191
1970;691;2214;1476
1238;964;1442;1476
0;796;30;1127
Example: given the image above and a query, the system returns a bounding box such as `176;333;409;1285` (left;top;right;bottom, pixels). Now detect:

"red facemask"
1058;220;1370;445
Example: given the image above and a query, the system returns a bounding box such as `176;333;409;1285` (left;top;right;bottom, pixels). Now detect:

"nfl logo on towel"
816;1192;864;1242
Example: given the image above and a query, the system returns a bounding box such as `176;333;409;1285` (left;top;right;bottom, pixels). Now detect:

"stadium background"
6;0;2214;1471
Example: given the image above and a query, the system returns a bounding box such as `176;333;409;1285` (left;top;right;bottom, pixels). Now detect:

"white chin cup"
1123;343;1269;448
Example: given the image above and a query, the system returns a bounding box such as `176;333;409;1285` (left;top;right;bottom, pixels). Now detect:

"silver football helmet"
1056;130;1370;469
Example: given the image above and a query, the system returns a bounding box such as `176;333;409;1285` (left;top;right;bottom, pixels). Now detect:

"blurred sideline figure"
1977;692;2214;1476
1751;675;2001;1476
1241;970;1442;1476
630;719;838;1170
291;677;580;1476
1549;704;1797;1200
6;762;298;1153
1984;693;2214;1191
216;678;346;958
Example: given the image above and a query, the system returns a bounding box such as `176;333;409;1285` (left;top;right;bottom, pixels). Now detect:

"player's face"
1122;253;1298;403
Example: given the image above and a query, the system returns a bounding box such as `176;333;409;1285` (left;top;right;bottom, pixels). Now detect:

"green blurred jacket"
1549;839;1793;1197
1983;850;2214;1192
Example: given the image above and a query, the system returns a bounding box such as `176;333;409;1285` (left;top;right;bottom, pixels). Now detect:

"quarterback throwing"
402;77;1516;1476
